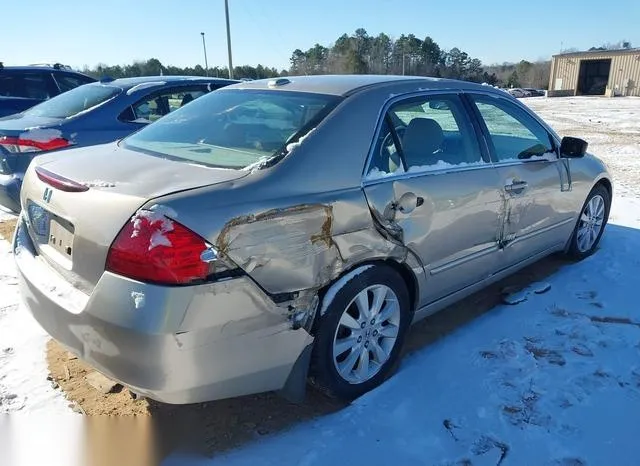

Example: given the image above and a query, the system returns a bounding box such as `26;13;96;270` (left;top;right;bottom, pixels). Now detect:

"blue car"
0;75;237;211
0;63;96;118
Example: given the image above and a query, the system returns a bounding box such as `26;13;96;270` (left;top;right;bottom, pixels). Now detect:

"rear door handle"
504;180;528;193
394;192;424;215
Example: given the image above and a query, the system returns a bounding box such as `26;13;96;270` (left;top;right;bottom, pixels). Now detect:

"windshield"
24;83;121;119
122;89;341;169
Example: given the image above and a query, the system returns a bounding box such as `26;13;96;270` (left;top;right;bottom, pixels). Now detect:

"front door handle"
504;180;528;193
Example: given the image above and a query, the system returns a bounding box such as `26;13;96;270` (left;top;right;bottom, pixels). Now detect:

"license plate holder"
49;219;74;259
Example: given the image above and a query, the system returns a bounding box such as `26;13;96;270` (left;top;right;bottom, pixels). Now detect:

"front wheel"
310;265;411;400
567;184;610;259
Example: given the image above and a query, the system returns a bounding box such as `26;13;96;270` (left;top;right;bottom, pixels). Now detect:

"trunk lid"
21;142;248;291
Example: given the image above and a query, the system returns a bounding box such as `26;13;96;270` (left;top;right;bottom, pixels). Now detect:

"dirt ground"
45;252;568;458
0;218;16;241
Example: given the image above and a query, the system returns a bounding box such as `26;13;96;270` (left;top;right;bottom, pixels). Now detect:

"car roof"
225;74;499;96
0;65;93;76
101;76;238;89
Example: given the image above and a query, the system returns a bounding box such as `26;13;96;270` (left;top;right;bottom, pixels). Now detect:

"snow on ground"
165;197;640;466
0;206;16;222
0;241;70;413
525;96;640;199
0;96;639;465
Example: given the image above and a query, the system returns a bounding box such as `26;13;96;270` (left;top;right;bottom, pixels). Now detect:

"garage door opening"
577;59;611;95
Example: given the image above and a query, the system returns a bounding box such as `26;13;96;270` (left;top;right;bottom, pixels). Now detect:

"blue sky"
3;0;639;70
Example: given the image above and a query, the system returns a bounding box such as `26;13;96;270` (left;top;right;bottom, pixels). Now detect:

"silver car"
13;75;612;404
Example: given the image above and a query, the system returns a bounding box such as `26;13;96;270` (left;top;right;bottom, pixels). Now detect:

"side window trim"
385;113;407;172
362;90;492;185
465;92;558;165
459;93;493;164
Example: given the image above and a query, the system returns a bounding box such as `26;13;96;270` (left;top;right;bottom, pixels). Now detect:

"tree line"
80;58;284;81
78;34;634;90
289;29;552;88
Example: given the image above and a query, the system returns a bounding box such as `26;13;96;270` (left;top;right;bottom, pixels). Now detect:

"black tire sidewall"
311;265;411;400
569;184;611;259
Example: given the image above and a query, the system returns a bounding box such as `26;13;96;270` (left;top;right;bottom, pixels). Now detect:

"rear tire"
310;265;411;401
567;184;610;260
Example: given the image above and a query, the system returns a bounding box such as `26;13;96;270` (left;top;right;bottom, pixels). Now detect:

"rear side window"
121;87;209;124
123;89;340;169
24;83;121;118
0;72;55;99
54;73;95;92
469;94;555;162
367;94;483;179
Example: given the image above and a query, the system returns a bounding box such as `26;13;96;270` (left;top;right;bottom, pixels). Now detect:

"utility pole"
402;53;406;75
225;0;234;79
201;32;209;76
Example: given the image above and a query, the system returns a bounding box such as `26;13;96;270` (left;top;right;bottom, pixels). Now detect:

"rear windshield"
24;83;121;119
122;89;341;169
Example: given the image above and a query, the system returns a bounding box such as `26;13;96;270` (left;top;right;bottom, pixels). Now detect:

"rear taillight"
0;135;70;153
106;211;212;285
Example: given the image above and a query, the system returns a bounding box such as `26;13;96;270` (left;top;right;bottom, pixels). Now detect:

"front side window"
123;89;340;169
24;83;121;118
470;94;555;162
367;94;483;179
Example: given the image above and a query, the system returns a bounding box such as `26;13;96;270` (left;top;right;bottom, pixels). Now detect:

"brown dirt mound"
0;218;17;241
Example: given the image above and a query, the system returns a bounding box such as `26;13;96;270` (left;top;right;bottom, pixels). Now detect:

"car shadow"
147;251;576;459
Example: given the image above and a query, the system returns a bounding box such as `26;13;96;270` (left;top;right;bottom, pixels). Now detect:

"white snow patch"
80;180;116;188
242;156;271;174
21;127;63;142
0;241;71;414
130;204;177;250
502;281;552;305
319;265;373;316
131;291;145;309
286;128;315;153
0;206;17;223
366;160;486;180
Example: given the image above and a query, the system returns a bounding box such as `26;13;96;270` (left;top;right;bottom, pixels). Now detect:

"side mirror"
560;136;588;158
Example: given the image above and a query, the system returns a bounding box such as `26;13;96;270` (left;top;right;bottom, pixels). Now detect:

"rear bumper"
0;173;21;213
13;217;313;404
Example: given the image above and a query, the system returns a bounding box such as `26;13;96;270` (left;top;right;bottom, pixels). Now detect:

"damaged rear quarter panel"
215;190;407;295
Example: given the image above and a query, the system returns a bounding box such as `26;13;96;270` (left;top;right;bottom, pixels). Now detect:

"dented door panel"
363;167;505;306
494;160;575;266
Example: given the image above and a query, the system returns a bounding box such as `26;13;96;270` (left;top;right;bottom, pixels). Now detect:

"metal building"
548;48;640;97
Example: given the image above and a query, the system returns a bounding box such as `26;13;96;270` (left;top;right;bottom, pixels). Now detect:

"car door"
466;93;574;267
362;92;505;306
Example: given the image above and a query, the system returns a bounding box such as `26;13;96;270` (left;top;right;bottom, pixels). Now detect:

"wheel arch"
311;258;420;335
594;176;613;201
